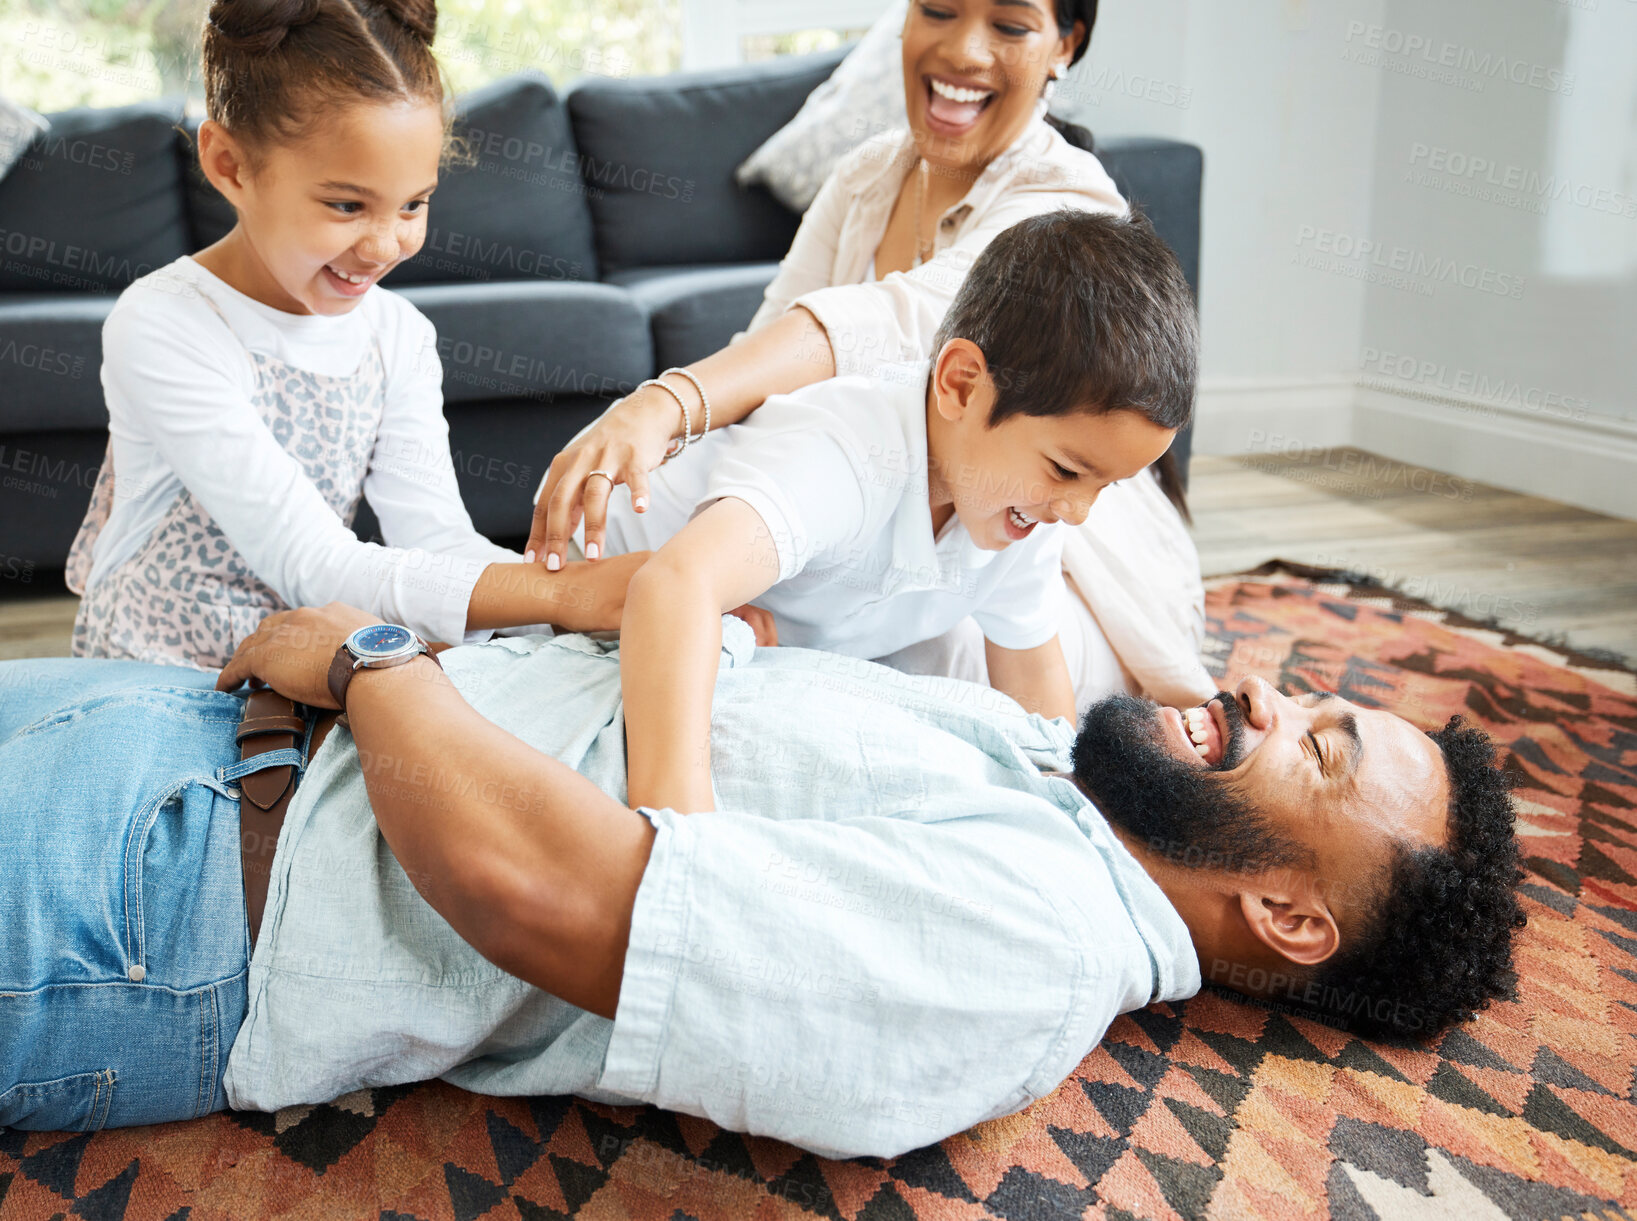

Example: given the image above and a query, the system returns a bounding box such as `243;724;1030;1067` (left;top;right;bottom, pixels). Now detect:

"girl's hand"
548;551;654;634
526;384;683;570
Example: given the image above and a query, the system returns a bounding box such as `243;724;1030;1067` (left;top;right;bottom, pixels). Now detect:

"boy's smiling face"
925;338;1177;550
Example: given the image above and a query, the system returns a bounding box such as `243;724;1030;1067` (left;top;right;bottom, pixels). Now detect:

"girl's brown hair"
202;0;446;154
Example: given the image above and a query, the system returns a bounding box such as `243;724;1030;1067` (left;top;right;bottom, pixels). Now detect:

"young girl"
67;0;631;668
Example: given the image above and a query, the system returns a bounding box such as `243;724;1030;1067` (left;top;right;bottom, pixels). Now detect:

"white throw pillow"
0;95;48;185
736;0;910;214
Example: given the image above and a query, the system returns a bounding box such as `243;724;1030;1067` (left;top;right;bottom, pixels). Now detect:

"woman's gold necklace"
913;158;935;268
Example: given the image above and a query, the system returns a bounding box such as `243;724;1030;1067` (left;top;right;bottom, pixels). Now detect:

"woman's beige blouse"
747;111;1125;375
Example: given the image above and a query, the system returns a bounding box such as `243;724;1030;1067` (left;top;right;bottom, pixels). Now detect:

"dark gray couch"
0;46;1201;571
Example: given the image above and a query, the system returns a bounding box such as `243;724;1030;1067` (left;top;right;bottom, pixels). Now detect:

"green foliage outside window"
0;0;682;114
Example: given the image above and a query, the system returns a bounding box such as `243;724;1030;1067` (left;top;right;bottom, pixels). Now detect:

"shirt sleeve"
692;404;875;583
796;183;1127;380
366;298;525;642
972;524;1068;651
741;166;851;337
100;293;492;645
599;805;1101;1160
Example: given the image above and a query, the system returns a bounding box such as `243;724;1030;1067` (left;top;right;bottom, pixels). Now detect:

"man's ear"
197;119;255;206
931;338;991;424
1236;884;1339;968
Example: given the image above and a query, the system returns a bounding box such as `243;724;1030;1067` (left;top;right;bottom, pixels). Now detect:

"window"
0;0;683;114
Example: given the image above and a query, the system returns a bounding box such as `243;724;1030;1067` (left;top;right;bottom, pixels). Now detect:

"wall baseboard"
1352;384;1637;522
1192;376;1355;457
1196;376;1637;521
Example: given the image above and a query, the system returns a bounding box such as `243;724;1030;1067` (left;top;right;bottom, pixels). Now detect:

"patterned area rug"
3;565;1636;1221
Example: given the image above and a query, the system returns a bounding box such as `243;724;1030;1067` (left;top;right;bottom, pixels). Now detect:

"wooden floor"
1;447;1633;663
1189;448;1637;662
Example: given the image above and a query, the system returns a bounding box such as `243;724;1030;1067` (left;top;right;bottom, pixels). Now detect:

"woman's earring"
1044;69;1060;103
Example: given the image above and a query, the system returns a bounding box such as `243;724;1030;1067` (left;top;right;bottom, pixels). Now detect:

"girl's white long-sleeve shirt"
84;256;518;645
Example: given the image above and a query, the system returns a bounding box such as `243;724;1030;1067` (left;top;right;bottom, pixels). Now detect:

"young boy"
602;210;1198;812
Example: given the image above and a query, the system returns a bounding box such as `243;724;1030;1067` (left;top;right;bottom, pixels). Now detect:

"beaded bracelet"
635;377;691;463
661;367;711;443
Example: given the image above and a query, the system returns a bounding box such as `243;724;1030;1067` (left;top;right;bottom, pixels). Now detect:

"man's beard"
1071;691;1305;875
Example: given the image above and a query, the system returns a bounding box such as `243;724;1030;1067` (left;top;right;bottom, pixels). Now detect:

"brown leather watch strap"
327;644;356;712
327;636;442;711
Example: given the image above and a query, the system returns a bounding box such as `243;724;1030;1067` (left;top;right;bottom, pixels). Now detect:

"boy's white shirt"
601;368;1066;661
738;112;1216;708
88;256;520;645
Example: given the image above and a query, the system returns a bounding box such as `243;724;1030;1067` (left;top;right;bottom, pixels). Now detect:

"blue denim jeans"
0;659;287;1130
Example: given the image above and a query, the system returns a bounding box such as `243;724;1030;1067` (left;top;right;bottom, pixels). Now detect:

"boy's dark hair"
203;0;446;156
932;209;1199;438
1292;716;1526;1040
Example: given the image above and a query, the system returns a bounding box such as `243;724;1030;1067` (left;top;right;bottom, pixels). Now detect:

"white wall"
1056;0;1637;519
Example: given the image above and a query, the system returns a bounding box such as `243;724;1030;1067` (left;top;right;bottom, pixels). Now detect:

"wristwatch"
327;623;442;712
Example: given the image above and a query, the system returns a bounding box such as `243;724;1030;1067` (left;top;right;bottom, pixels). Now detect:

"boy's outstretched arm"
985;635;1077;723
621;497;782;814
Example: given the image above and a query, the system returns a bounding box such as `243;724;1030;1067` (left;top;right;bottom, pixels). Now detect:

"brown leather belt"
236;689;340;946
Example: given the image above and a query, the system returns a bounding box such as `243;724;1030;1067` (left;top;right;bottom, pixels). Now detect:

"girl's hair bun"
206;0;324;55
202;0;445;154
373;0;436;44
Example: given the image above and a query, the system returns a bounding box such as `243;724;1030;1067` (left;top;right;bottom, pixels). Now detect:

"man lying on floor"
0;603;1523;1158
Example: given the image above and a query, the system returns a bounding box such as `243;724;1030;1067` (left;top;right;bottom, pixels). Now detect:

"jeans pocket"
0;1069;116;1132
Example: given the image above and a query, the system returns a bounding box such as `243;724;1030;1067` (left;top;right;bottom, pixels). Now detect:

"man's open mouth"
925;76;996;133
1184;704;1221;766
1167;699;1231;768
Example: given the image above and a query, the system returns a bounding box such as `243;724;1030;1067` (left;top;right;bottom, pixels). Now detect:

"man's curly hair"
1285;716;1527;1040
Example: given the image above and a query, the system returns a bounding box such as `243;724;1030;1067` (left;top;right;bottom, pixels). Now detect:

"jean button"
128;964;146;982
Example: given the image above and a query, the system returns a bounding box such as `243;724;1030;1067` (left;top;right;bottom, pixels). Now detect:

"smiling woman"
885;0;1090;269
530;0;1215;713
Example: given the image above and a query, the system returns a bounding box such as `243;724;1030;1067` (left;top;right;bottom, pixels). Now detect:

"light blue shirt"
222;622;1198;1159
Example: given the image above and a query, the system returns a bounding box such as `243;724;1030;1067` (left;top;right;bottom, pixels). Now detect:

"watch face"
349;623;416;659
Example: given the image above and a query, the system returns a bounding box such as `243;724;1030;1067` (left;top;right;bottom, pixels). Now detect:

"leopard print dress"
67;308;386;671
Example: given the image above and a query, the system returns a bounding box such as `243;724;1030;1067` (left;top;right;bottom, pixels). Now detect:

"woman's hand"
526;384;684;570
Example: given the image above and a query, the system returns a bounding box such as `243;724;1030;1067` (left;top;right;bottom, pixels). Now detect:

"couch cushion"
0;428;105;570
1095;138;1203;299
183;74;601;285
568;47;844;273
606;262;779;370
395;73;600;285
437;397;610;546
0;293;115;431
392;280;650;406
0;100;189;293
